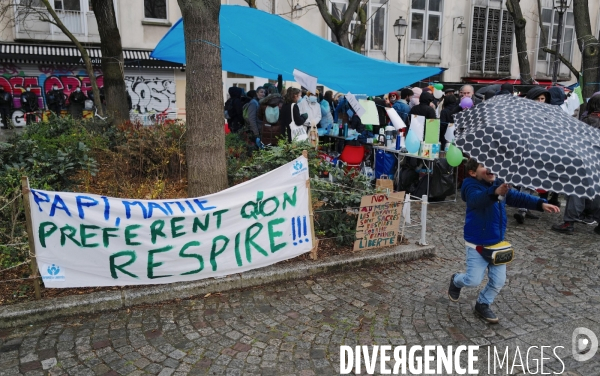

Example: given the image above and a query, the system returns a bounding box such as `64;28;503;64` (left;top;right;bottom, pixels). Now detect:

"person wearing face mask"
0;86;13;129
20;86;39;124
46;85;65;117
68;87;87;119
297;90;322;128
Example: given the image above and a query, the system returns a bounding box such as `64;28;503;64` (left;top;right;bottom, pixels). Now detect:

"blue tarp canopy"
151;5;444;95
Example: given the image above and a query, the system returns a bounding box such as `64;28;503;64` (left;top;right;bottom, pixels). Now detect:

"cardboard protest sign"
29;157;313;287
345;92;366;117
353;192;404;251
293;69;317;94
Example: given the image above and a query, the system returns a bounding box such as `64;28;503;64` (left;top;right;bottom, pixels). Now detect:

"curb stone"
0;243;435;328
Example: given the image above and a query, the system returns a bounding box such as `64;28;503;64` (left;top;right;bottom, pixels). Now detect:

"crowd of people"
0;85;133;129
225;81;600;237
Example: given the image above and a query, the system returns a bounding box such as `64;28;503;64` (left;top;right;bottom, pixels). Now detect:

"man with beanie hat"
496;83;514;96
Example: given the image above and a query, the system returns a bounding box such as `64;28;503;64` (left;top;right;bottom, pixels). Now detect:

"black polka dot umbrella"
454;95;600;199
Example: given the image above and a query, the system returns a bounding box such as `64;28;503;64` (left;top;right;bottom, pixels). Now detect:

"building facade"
0;0;185;127
224;0;600;92
1;0;598;127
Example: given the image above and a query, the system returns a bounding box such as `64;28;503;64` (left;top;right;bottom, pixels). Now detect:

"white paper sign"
444;124;455;142
293;69;317;94
410;115;425;141
385;107;407;130
345;92;366;117
30;157;313;287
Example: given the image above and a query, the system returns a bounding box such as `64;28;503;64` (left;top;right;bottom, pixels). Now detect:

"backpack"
243;101;254;124
265;106;279;124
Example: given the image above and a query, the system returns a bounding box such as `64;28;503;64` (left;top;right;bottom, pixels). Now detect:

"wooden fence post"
21;176;41;300
302;150;319;260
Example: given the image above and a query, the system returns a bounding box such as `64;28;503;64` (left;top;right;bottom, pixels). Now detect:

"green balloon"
434;83;444;90
446;144;463;167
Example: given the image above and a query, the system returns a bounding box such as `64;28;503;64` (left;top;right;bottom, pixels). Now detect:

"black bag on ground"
410;158;456;201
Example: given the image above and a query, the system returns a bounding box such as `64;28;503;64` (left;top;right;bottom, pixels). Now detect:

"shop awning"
151;5;443;95
0;43;183;69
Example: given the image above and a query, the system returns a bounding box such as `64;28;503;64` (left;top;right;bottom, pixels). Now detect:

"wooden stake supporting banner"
21;176;41;300
302;150;319;260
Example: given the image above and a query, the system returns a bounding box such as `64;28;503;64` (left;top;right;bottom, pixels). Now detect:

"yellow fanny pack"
467;240;515;265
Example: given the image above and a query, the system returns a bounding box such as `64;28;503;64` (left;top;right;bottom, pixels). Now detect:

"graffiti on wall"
0;64;176;127
126;76;176;113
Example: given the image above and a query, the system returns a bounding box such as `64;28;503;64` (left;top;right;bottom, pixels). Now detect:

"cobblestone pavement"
2;199;600;375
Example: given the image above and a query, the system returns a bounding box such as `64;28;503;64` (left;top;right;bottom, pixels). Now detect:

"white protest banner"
293;69;317;94
29;157;313;287
345;92;366;117
385;107;407;130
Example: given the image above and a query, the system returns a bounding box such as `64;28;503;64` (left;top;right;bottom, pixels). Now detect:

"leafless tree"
176;0;228;196
1;0;104;114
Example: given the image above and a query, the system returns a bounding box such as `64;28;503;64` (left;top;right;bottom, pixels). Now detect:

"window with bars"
469;6;514;73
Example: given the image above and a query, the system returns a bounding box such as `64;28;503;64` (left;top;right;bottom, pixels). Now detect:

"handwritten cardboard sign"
353;192;404;251
345;92;366;117
29;157;313;287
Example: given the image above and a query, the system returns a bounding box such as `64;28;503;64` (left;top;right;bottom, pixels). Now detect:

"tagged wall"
0;63;176;126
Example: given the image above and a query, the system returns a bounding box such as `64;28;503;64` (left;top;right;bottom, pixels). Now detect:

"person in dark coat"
0;86;13;129
373;97;388;135
548;86;566;106
258;93;284;146
20;86;39;124
525;87;551;103
46;85;65;117
68;87;87;120
225;86;244;133
409;91;437;121
439;94;459;149
280;88;307;142
495;83;514;96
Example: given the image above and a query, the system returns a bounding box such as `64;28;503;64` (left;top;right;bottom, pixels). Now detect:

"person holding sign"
281;88;307;142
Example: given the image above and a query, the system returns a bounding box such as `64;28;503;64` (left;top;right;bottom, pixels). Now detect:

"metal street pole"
397;38;402;63
552;6;565;84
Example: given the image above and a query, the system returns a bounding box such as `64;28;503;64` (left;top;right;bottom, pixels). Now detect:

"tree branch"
542;47;580;77
39;0;104;114
243;0;257;9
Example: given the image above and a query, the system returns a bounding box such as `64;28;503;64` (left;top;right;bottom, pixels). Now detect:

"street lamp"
453;17;466;36
552;0;572;84
393;16;408;63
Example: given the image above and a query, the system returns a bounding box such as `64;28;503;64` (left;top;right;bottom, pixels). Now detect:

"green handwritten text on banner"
30;157;313;287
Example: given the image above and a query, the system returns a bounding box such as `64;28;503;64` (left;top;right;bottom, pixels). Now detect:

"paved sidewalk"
1;200;599;375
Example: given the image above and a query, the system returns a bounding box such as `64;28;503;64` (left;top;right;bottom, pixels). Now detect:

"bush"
226;138;375;245
1;117;105;269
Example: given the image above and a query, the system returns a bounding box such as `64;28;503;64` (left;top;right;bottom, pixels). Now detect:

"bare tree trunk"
243;0;257;8
573;0;600;99
351;6;367;53
314;0;361;50
177;0;228;197
90;0;130;124
506;0;532;84
40;0;103;115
